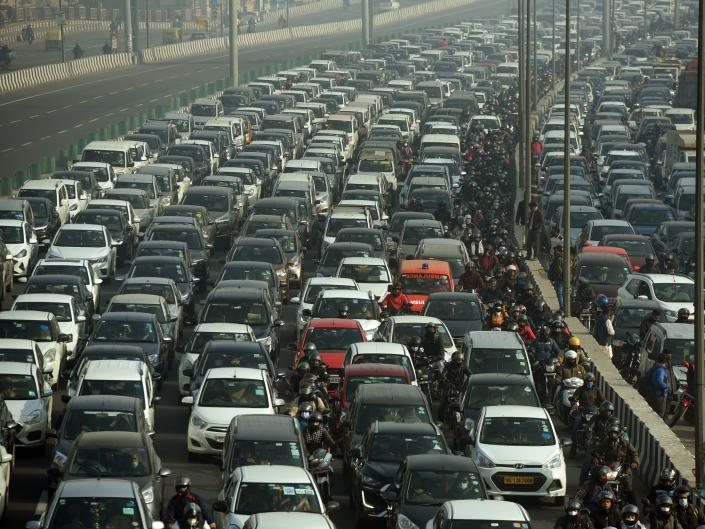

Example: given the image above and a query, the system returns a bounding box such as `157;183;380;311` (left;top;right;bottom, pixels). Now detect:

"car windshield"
337;263;390;283
304;327;362;351
28;201;48;217
320;248;370;267
269;234;296;253
402;226;444;245
63;410;138;440
48;497;146;529
0;374;38;400
578;265;629;285
115;181;155;200
75;165;110;182
317;297;375;319
185;332;252;354
138;246;186;260
355;404;429;433
69;446;150;478
78;213;122;233
604;239;651;257
614;307;654;328
303;284;356;304
359;159;393;172
0;225;23;243
398;273;452;295
230;440;303;469
405;470;483;505
480;416;555;446
18;188;57;205
369;433;446;463
199;378;268;408
35;264;90;285
0;320;53;342
149;228;202;250
664;338;695;365
79;379;144;401
336;232;383;250
82;149;126;167
466;383;539;410
652;281;695;302
391;322;453;347
201;303;269;326
469;348;529;375
244;220;285;234
234;482;320;515
92;321;157;343
326;217;368;237
221;266;275;285
231;245;282;264
108;303;166;323
590;225;633;240
630;208;674;224
345;375;407;401
109;193;149;209
425;299;482;321
198;351;269;374
14;302;72;322
55;229;106;248
191;103;217;116
130;263;187;284
352;354;415;380
120;284;176;304
183;193;229;212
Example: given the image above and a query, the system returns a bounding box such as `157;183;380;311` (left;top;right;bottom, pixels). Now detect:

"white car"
12;294;87;362
342;341;417;385
243;512;336;529
46;224;117;280
177;323;256;396
425;499;532;529
29;259;103;308
0;338;46;373
335;257;392;299
0;310;69;388
0;361;53;447
617;273;695;322
213;465;335;529
0;442;12;518
305;289;381;340
374;315;457;362
58;179;89;219
0;219;38;278
183;367;283;456
291;277;359;339
75;359;157;432
469;405;567;501
71;161;116;195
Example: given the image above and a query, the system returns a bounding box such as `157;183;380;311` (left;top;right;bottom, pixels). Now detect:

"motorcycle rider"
639;309;661;339
621;504;646;529
439;351;470;419
421;323;444;363
647;468;678;503
180;502;206;528
165;476;215;529
381;283;411;314
554;498;595;529
594;401;616;441
290;360;310;395
305;345;330;386
458;262;485;292
304;411;336;456
408;336;427;366
517;315;536;343
645;495;683;529
555;350;586;386
531;325;561;400
576;465;612;511
674;485;705;529
569;372;605;456
287;384;329;417
566;336;591;367
591;490;622;529
592;423;640;504
675;308;691;324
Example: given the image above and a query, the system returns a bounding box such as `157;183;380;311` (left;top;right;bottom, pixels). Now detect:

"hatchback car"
47;224;117;280
617;273;695;321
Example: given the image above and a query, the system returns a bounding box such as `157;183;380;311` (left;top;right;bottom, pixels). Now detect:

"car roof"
0;338;36;349
339;257;387;266
344;363;408;376
306;318;362;329
228;414;299;440
405;454;480;472
352;342;407;355
574;253;630;265
427;292;480;302
84;360;144;380
14;293;74;304
194;323;253;334
247;513;334;529
57;478;138;498
483;405;549;419
467;331;523;348
319;289;371;299
66;395;141;411
0;361;34;375
306;277;358;287
0;310;53;321
99;311;156;322
204;366;266;380
58;223;104;232
238;464;311;482
634;273;693;284
652;322;694;339
109;294;165;305
0;219;24;227
356;383;424;403
373;421;438;435
446;499;528;520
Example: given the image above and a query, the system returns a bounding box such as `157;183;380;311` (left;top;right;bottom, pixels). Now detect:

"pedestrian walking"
525;200;542;260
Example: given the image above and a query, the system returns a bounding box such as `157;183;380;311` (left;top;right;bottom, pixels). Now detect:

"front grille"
491;472;546;492
207;438;224;450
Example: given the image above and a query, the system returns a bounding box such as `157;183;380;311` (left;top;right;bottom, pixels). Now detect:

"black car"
190;129;234;162
315;242;374;277
423;292;484;346
350;421;450;523
180;186;237;245
87;312;173;379
199;287;283;361
162;204;216;247
23;196;61;246
73;208;136;264
250;197;307;243
221;158;268;191
25;274;95;330
144;223;210;290
253;228;304;288
382;454;487;529
217;261;282;307
157;155;197;183
165;144;210;180
125;256;195;321
47;395;150;491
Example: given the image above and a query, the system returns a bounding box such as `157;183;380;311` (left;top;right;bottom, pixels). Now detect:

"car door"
38;366;53;419
25;221;39;266
57;185;70;225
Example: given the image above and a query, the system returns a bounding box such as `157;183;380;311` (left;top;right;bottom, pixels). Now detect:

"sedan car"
46;224;117;280
617;272;695;321
144;223;211;289
162;204;216;249
374;315;456;362
253;228;304;287
217;260;283;307
422;292;483;346
0;219;38;279
104;294;181;350
73;208;136;264
31;259;103;308
25;274;96;328
315;242;374;278
227;237;290;302
469;405;566;501
335;257;392;299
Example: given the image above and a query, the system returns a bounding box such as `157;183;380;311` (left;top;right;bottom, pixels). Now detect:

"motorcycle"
416;362;433;404
616;336;641;385
442;388;464;450
669;391;694;427
309;448;333;503
532;356;559;406
554;377;584;424
572;405;598;453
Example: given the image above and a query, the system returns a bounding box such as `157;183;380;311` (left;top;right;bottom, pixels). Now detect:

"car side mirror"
76;315;86;323
159;468;172;477
212;500;229;513
25;521;41;529
182;368;194;378
58;333;72;343
301;309;312;317
274;398;285;407
290;296;300;304
181;396;194;405
69;204;78;211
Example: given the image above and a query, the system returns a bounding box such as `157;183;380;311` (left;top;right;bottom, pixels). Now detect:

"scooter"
554;377;584;424
309;448;333;503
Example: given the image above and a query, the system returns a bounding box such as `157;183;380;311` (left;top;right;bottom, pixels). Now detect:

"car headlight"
22;409;42;425
14;249;27;259
245;188;255;196
543;452;562;469
94;253;109;263
190;413;207;429
44;348;56;364
148;352;160;364
475;450;495;469
397;513;419;529
142;485;154;504
52;450;68;471
360;472;382;488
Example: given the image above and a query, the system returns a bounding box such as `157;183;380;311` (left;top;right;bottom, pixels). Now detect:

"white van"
81;141;137;177
325;114;359;149
419;134;462;159
17;179;71;225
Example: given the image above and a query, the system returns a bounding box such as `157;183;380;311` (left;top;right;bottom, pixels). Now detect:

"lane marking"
57;129;69;134
109;91;119;95
149;98;159;103
40;135;50;140
73;123;83;129
93;95;102;100
89;118;99;123
105;112;114;117
21;141;32;147
35;490;48;516
63;105;71;109
119;108;128;112
1;147;14;153
9;119;20;124
29;114;40;119
46;109;56;114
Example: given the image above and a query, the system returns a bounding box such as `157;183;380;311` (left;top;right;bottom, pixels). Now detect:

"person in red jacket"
381;284;411;314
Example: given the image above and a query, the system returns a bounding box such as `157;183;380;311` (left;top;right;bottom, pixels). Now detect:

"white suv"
617;273;695;321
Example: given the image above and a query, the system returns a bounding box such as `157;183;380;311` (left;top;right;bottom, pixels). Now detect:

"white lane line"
139;82;149;87
21;141;32;147
73;123;83;129
124;87;134;91
9;119;20;124
29;114;40;119
109;91;119;95
1;147;14;153
135;103;143;107
93;95;103;100
40;135;50;140
63;105;71;109
149;98;159;103
79;99;88;104
119;108;128;112
57;130;69;134
105;112;114;117
46;109;56;114
89;118;99;123
35;490;48;516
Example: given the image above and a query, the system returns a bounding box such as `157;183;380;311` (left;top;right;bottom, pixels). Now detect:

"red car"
338;363;411;414
298;318;366;390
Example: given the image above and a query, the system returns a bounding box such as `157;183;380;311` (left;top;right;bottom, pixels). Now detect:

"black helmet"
606;423;621;438
297;361;311;375
310;411;323;424
675;484;691;498
308;350;323;364
425;322;437;332
409;336;423;347
566;498;582;515
301;373;319;386
622;504;640;518
184;502;203;526
656;494;673;515
175;475;191;492
299;401;315;415
505;320;519;332
598;489;616;503
600;401;615;414
596;465;611;484
678;308;690;319
451;351;464;363
303;342;318;355
584;372;596;383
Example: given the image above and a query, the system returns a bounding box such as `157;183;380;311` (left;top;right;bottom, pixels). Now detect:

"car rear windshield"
198;378;268;408
469;348;529;375
355;403;429;433
228;440;303;471
345;375;406;401
183;193;229;212
63;409;138;440
304;327;362;352
0;320;54;342
185;331;252;354
465;383;539;410
80;379;144;401
369;433;446;463
14;302;71;322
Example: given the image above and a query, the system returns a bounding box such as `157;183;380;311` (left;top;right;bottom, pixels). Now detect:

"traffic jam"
0;2;701;528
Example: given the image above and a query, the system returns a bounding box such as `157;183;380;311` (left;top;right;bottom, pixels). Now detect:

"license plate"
504;476;534;485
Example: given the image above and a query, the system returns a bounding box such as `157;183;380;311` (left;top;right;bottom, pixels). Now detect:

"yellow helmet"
568;336;581;347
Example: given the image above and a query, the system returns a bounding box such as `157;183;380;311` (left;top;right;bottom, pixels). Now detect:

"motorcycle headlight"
475;450;495;468
23;409;42;425
142;485;154;504
543;453;562;469
14;249;27;259
52;450;68;471
397;513;419;529
190;413;207;429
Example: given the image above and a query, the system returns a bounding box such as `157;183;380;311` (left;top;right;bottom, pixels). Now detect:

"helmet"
656;494;673;515
566;498;582;515
451;351;464;364
297;361;311;376
660;468;677;484
568;336;581;348
598;489;616;503
303;342;318;356
627;333;641;346
505;320;519;332
678;308;690;319
507;264;517;272
308;350;322;364
310;411;323;425
622;504;640;526
584;372;596;383
564;350;578;366
517;314;529;324
675;484;691;497
596;294;609;307
607;423;621;438
600;401;615;414
408;336;423;348
596;465;611;484
425;323;437;332
301;373;319;386
175;475;191;492
299;384;314;398
299;401;315;417
184;502;203;527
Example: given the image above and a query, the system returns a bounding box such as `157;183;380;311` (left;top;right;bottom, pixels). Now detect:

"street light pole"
562;0;571;315
124;0;133;55
552;0;556;86
59;0;65;63
145;0;149;49
524;0;532;210
532;0;537;110
693;0;705;494
229;0;238;85
576;0;580;69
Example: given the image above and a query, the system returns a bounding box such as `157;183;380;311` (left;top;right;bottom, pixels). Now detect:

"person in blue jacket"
651;352;673;419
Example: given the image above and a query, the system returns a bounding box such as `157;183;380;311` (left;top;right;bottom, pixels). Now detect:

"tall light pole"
229;0;238;85
562;0;571;315
552;0;556;85
642;0;647;39
602;0;610;57
145;0;149;49
575;0;580;69
518;0;527;246
531;0;537;109
125;0;133;55
693;0;705;494
524;0;532;210
58;0;65;63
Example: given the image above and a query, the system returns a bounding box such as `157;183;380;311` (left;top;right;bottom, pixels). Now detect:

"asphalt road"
0;0;501;180
1;0;378;73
